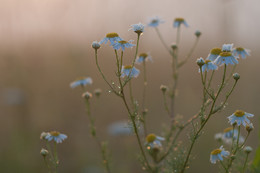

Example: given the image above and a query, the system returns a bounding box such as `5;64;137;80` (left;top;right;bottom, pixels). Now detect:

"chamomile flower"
45;131;67;144
214;133;223;142
147;16;164;27
200;60;218;73
222;127;244;144
207;48;222;61
129;23;145;34
173;18;188;28
214;52;238;66
99;32;122;45
121;65;140;78
145;133;165;149
136;53;153;64
210;146;230;164
222;43;233;52
228;110;254;127
112;40;135;51
70;77;93;88
233;47;250;59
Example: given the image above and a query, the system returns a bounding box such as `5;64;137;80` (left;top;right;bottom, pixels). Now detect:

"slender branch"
154;27;172;55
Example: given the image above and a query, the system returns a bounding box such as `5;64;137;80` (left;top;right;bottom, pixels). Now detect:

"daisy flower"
45;131;67;144
129;23;145;34
210;146;230;164
173;18;188;28
145;133;165;149
222;43;233;52
207;48;222;61
136;53;153;64
222;127;244;144
70;77;93;88
214;52;238;66
112;40;135;51
147;16;164;27
233;47;250;59
121;65;140;78
228;110;254;127
200;60;218;73
99;32;122;45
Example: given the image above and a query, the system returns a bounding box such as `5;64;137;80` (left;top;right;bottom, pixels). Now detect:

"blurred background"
0;0;259;172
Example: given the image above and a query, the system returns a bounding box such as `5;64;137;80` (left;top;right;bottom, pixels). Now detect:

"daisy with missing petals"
136;53;153;64
207;48;222;61
129;23;145;34
200;60;218;73
228;110;254;127
145;133;165;149
147;16;164;27
45;131;67;144
210;146;230;164
222;43;234;52
233;47;251;59
99;32;122;45
121;65;140;78
112;40;135;51
173;18;189;28
214;52;238;66
70;77;93;88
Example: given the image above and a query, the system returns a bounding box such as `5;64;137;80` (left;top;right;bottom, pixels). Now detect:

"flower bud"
82;92;92;99
40;148;49;157
92;41;101;50
195;30;201;37
233;73;240;81
40;132;48;140
171;43;178;50
160;85;168;93
94;89;102;97
244;146;253;154
196;57;205;67
246;123;254;132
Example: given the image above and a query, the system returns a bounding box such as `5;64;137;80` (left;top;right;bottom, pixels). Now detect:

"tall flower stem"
142;60;148;136
154;27;172;54
242;153;249;173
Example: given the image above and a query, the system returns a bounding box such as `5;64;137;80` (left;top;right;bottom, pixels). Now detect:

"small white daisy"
45;131;67;144
99;32;122;45
173;18;188;28
129;23;145;34
233;47;251;59
222;43;233;52
121;65;140;78
222;127;244;144
147;16;164;27
70;77;93;88
214;52;238;66
145;133;165;149
136;53;153;64
200;60;218;73
112;40;135;51
210;146;230;164
207;48;222;61
228;110;254;127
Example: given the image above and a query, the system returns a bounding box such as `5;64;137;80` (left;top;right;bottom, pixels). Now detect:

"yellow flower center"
118;40;128;44
139;53;148;58
50;131;60;136
220;52;232;57
205;60;211;64
224;127;233;133
124;65;133;69
234;110;245;117
106;32;119;38
236;47;244;51
211;149;222;155
174;17;184;22
75;77;87;81
151;19;158;24
146;133;156;143
210;48;222;55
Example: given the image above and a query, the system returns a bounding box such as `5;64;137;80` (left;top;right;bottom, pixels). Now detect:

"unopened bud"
195;30;201;37
160;85;168;93
244;146;253;154
94;89;102;97
196;57;205;67
40;148;49;157
171;43;178;50
233;73;240;81
40;132;48;140
82;92;92;99
92;41;101;50
246;123;254;132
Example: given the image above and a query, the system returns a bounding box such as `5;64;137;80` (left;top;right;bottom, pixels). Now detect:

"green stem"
53;143;58;173
207;70;215;89
220;160;228;172
163;92;170;116
129;80;135;106
242;153;249;173
154;27;172;55
43;157;52;173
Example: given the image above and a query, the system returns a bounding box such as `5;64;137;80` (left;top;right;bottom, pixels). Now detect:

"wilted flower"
210;146;230;164
70;77;93;88
173;18;188;28
45;131;67;144
145;133;165;149
112;40;135;51
200;60;218;73
214;52;238;66
233;47;250;59
147;16;164;27
129;23;145;34
207;48;222;61
228;110;254;127
121;65;140;78
100;32;122;45
136;53;152;64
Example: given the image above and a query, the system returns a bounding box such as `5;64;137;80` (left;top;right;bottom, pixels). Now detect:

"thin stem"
220;160;228;172
154;27;172;55
207;70;215;89
142;61;147;110
162;92;170;116
225;64;237;85
53;143;58;173
43;157;52;173
129;80;134;106
242;153;249;173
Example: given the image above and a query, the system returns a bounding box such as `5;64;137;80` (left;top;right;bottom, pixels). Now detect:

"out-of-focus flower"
45;131;67;144
214;133;223;142
195;30;201;37
145;133;165;149
40;148;49;157
173;18;188;28
121;65;140;78
40;132;48;140
244;146;253;154
92;41;101;50
200;60;218;73
100;33;122;45
246;123;254;132
210;146;230;164
136;53;152;64
70;77;93;88
222;43;233;52
207;48;222;61
147;16;164;27
82;92;92;99
107;121;133;136
222;127;244;144
228;110;254;127
214;52;238;66
112;40;135;51
129;23;145;34
233;47;250;59
94;89;102;97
